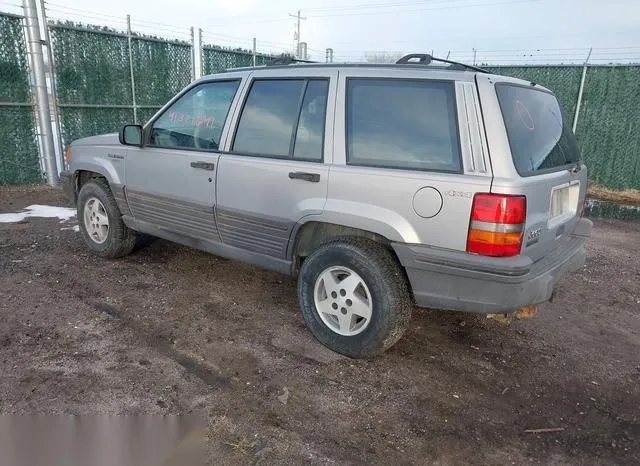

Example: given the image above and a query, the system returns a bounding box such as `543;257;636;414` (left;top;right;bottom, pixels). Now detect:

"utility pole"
23;0;58;184
289;9;306;58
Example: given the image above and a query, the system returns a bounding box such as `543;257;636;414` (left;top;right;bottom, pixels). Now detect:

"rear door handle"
288;171;320;183
190;161;215;171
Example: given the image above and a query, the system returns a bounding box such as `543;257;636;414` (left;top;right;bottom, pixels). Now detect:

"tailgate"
475;74;587;262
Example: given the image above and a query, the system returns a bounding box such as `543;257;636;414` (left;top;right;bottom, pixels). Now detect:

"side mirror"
119;124;144;147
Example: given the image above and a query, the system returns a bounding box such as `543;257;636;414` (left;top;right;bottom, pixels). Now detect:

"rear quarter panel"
320;69;492;251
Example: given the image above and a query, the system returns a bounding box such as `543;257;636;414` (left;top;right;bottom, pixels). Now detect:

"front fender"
71;154;124;186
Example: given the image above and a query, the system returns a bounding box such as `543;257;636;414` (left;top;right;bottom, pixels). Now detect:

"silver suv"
60;54;592;358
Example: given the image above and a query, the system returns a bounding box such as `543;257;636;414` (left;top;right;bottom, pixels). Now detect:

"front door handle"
288;171;320;183
190;161;215;171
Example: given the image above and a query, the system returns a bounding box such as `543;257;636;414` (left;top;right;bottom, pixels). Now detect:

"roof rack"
266;56;318;66
395;53;489;73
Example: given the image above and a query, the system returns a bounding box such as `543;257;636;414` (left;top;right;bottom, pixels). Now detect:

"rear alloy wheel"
314;266;373;336
298;238;413;358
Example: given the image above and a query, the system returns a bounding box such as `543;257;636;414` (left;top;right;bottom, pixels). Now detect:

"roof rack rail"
395;53;489;73
266;56;318;66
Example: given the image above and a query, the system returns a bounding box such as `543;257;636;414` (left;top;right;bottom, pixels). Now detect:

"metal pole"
572;47;592;134
472;48;477;65
299;42;307;61
446;50;451;59
39;0;64;172
252;37;256;67
198;28;204;76
23;0;58;184
126;15;137;124
325;48;329;63
190;26;196;81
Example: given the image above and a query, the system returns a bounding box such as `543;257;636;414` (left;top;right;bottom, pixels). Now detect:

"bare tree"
364;52;405;63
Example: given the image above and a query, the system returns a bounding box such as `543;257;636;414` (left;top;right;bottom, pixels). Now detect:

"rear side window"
346;79;461;172
233;79;328;160
496;84;581;176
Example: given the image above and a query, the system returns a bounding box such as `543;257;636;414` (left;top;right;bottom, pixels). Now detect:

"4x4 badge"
526;228;543;246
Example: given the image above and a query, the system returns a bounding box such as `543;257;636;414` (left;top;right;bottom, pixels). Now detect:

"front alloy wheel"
83;197;110;244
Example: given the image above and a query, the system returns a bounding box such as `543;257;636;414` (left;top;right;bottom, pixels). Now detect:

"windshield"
496;83;581;176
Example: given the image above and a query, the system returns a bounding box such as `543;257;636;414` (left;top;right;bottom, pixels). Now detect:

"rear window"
496;84;581;176
346;79;461;172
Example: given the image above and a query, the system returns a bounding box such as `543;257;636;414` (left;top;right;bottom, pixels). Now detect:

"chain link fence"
201;46;275;75
2;9;640;192
50;23;134;145
0;13;41;184
49;23;196;147
577;66;640;190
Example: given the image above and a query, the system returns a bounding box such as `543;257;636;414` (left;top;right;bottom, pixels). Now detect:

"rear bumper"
60;170;75;205
393;218;592;313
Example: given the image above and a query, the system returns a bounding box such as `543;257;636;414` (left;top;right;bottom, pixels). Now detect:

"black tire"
298;238;413;358
76;179;136;258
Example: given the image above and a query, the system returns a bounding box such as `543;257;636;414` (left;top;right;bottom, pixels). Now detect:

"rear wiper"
571;161;582;173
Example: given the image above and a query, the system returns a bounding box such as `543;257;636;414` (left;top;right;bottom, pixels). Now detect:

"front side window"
150;80;240;151
232;78;329;160
346;79;461;172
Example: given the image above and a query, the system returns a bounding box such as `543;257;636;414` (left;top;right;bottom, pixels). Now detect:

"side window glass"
293;80;329;161
150;80;240;151
233;78;329;161
346;79;461;172
233;80;305;157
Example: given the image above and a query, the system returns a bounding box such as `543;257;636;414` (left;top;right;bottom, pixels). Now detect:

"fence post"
252;37;256;67
39;0;64;172
23;0;58;184
198;28;203;77
572;47;592;134
126;15;137;124
190;27;196;81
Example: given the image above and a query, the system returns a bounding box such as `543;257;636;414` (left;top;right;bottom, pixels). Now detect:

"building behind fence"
0;8;639;191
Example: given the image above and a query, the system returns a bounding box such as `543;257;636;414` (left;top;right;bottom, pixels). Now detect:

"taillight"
64;146;72;165
466;193;527;257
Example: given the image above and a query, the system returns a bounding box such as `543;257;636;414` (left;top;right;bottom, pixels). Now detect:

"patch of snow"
60;225;80;232
0;204;76;223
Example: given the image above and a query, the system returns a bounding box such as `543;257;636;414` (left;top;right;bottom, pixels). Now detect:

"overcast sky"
4;0;640;63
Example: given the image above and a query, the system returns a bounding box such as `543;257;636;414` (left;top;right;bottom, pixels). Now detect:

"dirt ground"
0;185;638;465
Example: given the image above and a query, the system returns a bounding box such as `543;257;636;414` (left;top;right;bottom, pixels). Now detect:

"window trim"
144;78;241;153
494;82;578;178
344;77;464;174
229;77;330;162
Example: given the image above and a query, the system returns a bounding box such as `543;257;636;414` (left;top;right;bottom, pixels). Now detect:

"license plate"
549;182;580;227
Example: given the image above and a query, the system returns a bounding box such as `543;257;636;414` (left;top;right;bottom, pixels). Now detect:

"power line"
44;2;123;19
309;0;541;18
